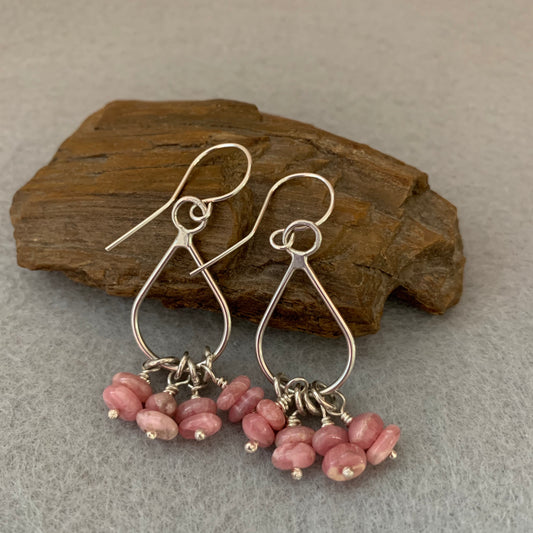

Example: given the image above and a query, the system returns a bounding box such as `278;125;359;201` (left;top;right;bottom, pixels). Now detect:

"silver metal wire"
256;220;356;394
190;173;356;395
105;143;252;372
311;383;348;417
189;172;334;276
105;143;253;251
294;385;306;417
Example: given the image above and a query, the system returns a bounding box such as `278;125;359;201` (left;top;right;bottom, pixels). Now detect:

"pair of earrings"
102;143;400;482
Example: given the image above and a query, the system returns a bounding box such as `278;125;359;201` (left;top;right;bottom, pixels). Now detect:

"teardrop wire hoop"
105;143;253;372
190;173;356;395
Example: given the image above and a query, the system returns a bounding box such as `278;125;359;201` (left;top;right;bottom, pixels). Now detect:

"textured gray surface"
1;1;532;532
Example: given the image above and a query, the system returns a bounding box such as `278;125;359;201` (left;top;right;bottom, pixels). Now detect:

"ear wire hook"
105;143;253;252
105;143;252;370
190;173;355;395
190;172;334;276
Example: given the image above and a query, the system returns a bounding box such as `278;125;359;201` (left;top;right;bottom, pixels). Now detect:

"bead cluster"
103;368;400;482
103;355;225;442
217;375;401;482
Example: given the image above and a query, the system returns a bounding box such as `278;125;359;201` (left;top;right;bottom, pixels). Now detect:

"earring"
102;143;253;442
192;173;400;481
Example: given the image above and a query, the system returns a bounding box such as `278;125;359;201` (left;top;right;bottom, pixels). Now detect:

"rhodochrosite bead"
272;442;316;470
322;443;367;482
175;397;217;423
217;375;250;411
366;425;401;465
179;412;222;440
228;387;264;423
103;384;143;421
242;413;275;448
275;425;315;447
136;409;179;440
312;425;349;456
348;412;384;450
111;372;152;403
256;399;286;430
145;392;178;417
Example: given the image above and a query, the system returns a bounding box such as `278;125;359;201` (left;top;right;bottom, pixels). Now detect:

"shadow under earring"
192;173;400;481
102;143;253;442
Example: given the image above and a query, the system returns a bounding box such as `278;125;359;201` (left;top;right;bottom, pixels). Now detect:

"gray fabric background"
1;1;532;532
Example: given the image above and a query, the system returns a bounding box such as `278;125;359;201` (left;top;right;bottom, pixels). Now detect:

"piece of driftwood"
10;99;464;337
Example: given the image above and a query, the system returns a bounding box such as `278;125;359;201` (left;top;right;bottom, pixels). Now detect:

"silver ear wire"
190;172;334;276
105;143;253;251
106;143;252;371
190;172;355;395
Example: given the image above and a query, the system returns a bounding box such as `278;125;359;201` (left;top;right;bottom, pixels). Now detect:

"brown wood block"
10;99;464;337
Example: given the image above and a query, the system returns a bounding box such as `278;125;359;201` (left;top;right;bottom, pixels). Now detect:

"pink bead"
272;442;316;470
275;425;315;447
348;412;384;450
145;392;177;417
242;413;275;448
175;397;217;423
256;399;286;430
366;425;401;465
136;409;179;440
179;412;222;440
103;384;143;421
112;372;152;403
322;443;367;482
228;387;264;423
312;425;349;456
217;375;251;410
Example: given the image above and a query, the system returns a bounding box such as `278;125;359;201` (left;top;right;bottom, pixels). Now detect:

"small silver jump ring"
167;370;190;388
311;383;347;417
269;228;295;251
303;389;322;417
187;358;200;385
176;353;190;379
198;363;216;384
294;386;307;416
273;374;288;398
189;201;213;223
282;220;322;256
284;377;309;396
171;196;210;235
311;386;338;413
143;357;181;372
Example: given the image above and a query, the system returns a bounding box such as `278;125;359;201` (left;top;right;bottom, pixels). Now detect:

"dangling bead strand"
366;425;401;465
179;411;222;440
312;415;349;456
272;414;316;480
136;383;180;440
103;385;143;421
136;409;179;440
347;412;384;450
322;442;367;481
346;412;400;464
111;372;152;402
242;412;275;450
216;375;250;411
103;371;153;421
177;391;221;441
256;399;286;431
228;387;264;423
